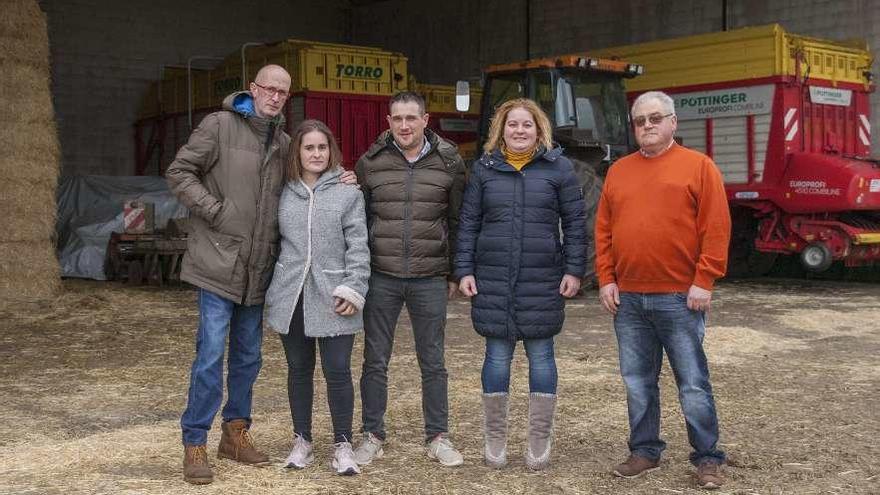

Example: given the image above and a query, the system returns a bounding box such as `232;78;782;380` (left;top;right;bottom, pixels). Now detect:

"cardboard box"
123;200;155;234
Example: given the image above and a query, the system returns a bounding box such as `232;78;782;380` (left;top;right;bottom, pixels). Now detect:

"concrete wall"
352;0;880;150
39;0;348;176
41;0;880;176
353;0;877;81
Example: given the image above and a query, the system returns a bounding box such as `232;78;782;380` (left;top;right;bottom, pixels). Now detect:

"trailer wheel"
801;242;833;272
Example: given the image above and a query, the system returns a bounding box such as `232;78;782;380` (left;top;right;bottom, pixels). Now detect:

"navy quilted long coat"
454;146;587;341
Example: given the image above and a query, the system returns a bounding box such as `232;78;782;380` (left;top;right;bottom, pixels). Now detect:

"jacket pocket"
264;262;285;309
192;228;243;285
211;199;238;233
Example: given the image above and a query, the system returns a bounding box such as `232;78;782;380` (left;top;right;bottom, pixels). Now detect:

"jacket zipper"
403;163;414;276
289;182;314;326
242;139;278;304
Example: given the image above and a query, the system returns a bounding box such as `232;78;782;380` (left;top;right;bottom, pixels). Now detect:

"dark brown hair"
389;91;426;115
287;119;343;182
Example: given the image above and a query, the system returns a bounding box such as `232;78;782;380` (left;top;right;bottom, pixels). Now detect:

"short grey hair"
632;91;676;117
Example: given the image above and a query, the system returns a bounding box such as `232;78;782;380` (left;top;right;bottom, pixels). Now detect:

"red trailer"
134;40;408;175
595;24;880;274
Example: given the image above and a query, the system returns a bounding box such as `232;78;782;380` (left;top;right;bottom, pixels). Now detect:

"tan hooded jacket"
166;91;289;305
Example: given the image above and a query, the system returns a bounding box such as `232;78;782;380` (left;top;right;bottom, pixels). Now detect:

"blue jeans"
482;337;557;394
614;292;725;466
181;289;264;445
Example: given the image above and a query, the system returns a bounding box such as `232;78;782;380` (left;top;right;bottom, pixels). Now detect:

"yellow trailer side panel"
140;40;410;118
591;24;871;92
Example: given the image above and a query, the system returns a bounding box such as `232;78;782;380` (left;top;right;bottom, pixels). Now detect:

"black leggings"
279;297;355;443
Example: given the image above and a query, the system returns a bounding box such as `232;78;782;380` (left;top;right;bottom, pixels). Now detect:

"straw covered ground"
0;278;878;495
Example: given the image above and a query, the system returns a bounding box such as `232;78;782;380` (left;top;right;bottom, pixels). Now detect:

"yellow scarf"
503;145;536;171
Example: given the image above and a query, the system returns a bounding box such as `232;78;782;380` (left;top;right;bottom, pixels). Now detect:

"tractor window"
528;70;555;120
481;73;526;150
561;71;629;145
485;74;524;113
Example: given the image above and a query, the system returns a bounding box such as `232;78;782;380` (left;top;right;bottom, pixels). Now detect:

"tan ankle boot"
217;419;270;466
183;444;213;484
525;393;556;470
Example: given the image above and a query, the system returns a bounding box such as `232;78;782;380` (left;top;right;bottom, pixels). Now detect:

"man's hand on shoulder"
340;169;358;186
687;285;712;312
599;282;620;315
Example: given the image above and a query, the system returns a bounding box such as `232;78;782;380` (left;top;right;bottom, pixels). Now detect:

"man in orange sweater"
595;91;731;490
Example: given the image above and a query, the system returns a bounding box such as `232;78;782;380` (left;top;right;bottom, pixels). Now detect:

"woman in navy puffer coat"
455;98;586;471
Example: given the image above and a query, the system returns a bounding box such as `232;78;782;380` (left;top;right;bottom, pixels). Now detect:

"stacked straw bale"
0;0;61;301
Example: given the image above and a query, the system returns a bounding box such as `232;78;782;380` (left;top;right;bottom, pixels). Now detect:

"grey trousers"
359;272;449;442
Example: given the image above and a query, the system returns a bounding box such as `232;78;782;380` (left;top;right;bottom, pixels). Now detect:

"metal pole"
240;42;264;90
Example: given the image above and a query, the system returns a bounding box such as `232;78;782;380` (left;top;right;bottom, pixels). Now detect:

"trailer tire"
801;242;833;272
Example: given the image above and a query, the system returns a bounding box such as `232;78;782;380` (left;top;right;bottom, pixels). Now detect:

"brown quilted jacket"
355;129;466;279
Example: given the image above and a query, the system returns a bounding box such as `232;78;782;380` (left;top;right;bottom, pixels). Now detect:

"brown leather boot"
183;444;213;484
217;419;270;466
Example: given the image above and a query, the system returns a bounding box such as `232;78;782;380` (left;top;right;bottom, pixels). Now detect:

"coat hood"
288;166;344;198
222;91;286;127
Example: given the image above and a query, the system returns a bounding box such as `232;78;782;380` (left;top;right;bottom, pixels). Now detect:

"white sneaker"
331;442;361;476
426;434;464;467
353;432;384;466
283;434;314;469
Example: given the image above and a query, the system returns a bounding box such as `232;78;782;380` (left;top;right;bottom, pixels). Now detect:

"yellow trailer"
592;24;871;92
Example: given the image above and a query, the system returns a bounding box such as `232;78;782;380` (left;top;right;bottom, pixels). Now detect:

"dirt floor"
0;277;878;495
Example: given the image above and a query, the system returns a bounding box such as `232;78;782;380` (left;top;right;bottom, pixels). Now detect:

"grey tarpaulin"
56;175;189;280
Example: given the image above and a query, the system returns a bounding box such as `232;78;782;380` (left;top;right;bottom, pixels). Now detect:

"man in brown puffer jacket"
166;64;290;484
353;91;467;468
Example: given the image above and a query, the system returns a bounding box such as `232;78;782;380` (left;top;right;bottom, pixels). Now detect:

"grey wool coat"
264;168;370;337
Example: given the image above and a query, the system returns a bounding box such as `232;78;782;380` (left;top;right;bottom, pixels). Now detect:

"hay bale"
0;62;55;123
0;241;61;301
0;0;60;302
0;179;57;241
0;0;49;69
0;121;59;182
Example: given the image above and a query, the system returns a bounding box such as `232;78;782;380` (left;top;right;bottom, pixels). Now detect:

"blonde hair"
287;119;343;182
483;98;553;153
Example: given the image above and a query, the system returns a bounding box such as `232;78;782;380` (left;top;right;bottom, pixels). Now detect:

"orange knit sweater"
595;143;731;292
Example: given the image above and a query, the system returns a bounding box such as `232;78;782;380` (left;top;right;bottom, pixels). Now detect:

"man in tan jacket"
166;65;291;484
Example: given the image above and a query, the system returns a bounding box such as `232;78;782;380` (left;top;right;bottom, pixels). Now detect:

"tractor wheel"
800;242;833;273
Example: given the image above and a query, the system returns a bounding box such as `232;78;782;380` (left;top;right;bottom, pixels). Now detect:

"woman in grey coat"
264;120;370;475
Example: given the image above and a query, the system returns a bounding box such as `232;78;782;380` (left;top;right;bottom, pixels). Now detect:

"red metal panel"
303;92;389;169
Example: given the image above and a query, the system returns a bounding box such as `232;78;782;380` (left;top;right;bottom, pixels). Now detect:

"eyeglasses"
632;113;674;127
253;82;289;99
